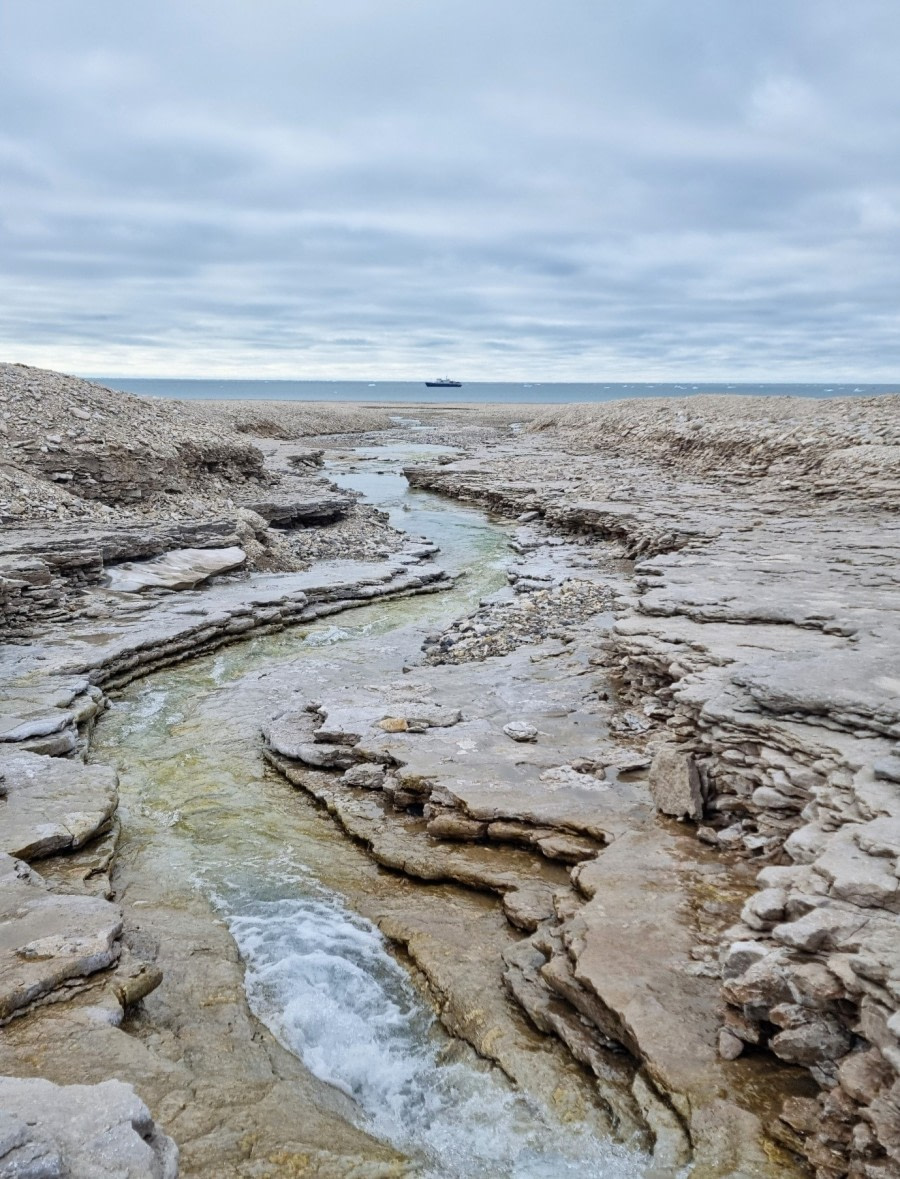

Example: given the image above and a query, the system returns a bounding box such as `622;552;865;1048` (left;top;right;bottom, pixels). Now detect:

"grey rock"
503;721;538;742
105;546;246;592
718;1028;745;1060
648;747;703;821
0;749;117;862
341;764;386;789
0;1077;177;1178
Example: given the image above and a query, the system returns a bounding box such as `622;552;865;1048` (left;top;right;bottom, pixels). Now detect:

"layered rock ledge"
386;394;900;1178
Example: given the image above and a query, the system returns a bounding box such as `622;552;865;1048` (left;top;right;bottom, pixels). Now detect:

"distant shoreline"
89;376;899;405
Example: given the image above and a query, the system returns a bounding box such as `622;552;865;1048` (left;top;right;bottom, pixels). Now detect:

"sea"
94;378;897;404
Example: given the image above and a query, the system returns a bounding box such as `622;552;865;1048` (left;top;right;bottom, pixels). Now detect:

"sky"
1;1;899;381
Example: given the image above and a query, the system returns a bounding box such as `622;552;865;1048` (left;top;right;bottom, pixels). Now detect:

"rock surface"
104;546;247;592
401;392;900;1178
2;381;899;1178
0;1076;178;1178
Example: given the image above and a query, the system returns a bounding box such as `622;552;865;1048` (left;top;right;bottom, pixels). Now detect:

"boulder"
503;721;538;742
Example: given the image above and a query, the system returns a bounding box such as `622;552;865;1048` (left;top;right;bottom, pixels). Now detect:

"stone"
0;853;123;1022
105;546;246;592
838;1049;893;1105
341;764;386;789
0;749;118;862
0;1076;178;1178
771;1018;853;1066
718;1028;745;1060
501;885;556;931
378;717;409;733
503;721;538;742
740;888;787;930
648;746;703;820
426;813;487;841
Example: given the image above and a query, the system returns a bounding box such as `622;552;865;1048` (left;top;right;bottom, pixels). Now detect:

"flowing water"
90;444;648;1177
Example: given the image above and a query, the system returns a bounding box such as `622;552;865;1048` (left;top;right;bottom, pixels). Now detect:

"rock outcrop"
396;395;900;1177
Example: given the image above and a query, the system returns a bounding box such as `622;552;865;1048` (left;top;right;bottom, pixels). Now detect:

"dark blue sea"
93;378;897;404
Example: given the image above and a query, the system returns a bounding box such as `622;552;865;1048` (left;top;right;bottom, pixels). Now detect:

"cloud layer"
1;1;898;379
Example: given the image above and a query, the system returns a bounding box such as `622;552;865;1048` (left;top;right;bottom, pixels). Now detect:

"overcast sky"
1;1;898;380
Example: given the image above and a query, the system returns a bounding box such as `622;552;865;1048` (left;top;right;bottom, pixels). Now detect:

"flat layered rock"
568;824;798;1176
104;546;247;592
0;748;117;861
0;854;122;1022
0;1076;178;1178
240;492;352;526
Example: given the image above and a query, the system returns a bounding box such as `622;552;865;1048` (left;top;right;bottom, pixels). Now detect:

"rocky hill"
0;364;274;525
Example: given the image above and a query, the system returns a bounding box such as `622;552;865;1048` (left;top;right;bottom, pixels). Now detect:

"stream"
89;443;648;1177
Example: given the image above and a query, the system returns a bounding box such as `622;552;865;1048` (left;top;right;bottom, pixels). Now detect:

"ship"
424;377;462;387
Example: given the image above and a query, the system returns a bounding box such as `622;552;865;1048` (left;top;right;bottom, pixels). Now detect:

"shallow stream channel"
90;443;648;1177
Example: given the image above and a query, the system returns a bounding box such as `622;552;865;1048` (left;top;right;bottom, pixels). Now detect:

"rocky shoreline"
1;366;898;1177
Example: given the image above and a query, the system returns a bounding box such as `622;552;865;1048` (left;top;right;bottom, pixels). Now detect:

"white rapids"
223;888;648;1178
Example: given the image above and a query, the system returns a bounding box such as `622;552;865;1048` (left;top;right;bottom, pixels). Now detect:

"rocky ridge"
394;396;900;1178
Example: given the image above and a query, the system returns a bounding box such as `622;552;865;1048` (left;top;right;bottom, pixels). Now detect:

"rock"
718;1028;745;1060
648;747;703;821
721;940;769;980
0;749;117;862
740;888;788;931
378;717;409;733
771;1018;853;1066
426;813;487;841
0;1076;178;1178
503;721;538;742
502;885;556;931
341;764;386;789
240;493;350;527
0;853;123;1022
535;832;599;863
105;546;246;592
873;756;900;783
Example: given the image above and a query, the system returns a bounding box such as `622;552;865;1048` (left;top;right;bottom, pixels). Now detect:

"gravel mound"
0;363;270;523
527;394;900;488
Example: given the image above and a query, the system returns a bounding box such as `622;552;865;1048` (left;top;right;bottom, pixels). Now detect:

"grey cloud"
0;0;898;378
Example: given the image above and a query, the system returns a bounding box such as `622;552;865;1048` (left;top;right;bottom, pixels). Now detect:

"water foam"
224;890;647;1178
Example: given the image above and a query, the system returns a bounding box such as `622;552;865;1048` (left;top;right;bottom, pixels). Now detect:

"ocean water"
93;377;897;404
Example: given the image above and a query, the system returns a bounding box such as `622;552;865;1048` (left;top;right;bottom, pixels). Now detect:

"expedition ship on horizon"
424;377;462;388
